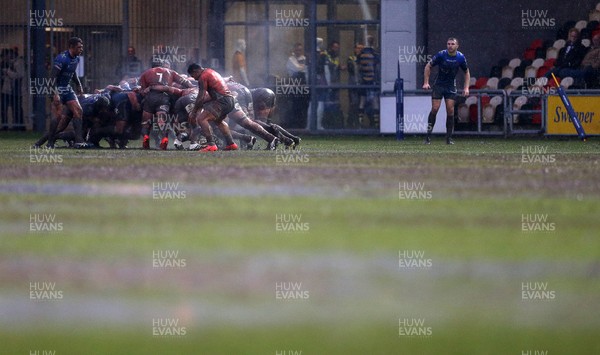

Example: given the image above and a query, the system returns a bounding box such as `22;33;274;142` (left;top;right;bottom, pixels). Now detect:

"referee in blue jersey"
423;37;470;145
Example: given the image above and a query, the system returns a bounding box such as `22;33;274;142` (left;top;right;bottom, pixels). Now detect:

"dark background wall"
425;0;597;82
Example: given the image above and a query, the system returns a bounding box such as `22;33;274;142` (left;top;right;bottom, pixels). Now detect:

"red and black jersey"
139;67;191;89
197;68;232;101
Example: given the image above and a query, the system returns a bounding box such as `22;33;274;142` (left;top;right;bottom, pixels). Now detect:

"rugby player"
187;63;238;152
139;58;194;150
251;87;301;148
423;37;470;145
226;78;280;150
34;37;88;148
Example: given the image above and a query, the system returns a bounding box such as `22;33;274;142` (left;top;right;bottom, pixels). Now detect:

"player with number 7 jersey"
138;61;194;149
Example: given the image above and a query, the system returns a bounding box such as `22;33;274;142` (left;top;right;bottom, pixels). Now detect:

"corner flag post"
395;60;404;140
551;73;586;141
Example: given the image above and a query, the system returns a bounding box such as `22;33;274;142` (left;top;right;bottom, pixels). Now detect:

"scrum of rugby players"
36;55;301;151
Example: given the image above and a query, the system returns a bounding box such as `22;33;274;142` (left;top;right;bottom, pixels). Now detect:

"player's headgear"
187;63;203;75
251;88;276;110
151;57;164;68
94;95;110;110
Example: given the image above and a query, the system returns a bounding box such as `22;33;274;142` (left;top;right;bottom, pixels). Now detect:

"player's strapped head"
251;88;276;110
69;37;83;48
151;57;164;68
94;95;111;111
187;63;204;75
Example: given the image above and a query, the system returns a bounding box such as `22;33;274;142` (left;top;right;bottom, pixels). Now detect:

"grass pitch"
1;133;599;354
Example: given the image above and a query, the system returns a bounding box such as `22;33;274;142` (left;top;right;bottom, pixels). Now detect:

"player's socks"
446;115;454;144
159;137;169;150
426;112;436;137
142;134;150;149
72;118;84;144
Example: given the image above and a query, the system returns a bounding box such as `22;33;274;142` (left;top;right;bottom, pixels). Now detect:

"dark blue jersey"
80;94;110;118
53;50;80;88
429;50;468;87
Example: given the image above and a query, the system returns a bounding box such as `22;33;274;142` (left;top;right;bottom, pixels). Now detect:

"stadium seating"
474;77;488;89
457;102;470;123
486;77;499;89
544;58;556;68
501;66;514;79
482;95;503;123
525;65;538;79
508;58;521;68
582;38;591;47
560;76;574;89
523;48;536;61
498;77;512;90
512;96;528;124
510;77;524;88
575;20;588;31
591;11;600;22
536;66;551;78
529;38;543;50
535;77;549;87
553;39;566;50
546;47;559;60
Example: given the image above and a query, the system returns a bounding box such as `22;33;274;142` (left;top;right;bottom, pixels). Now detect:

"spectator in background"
322;40;345;128
232;39;250;87
559;33;600;88
346;43;363;128
357;35;380;128
286;42;309;128
313;37;326;129
546;28;588;79
117;46;142;78
1;48;25;130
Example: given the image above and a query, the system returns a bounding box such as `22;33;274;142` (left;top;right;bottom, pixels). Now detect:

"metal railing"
393;88;600;137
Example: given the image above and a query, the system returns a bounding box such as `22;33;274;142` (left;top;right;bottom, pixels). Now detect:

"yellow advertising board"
547;95;600;135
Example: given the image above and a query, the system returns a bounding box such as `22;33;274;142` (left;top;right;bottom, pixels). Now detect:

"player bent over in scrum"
251;88;301;149
187;63;238;152
139;59;194;150
226;79;280;150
